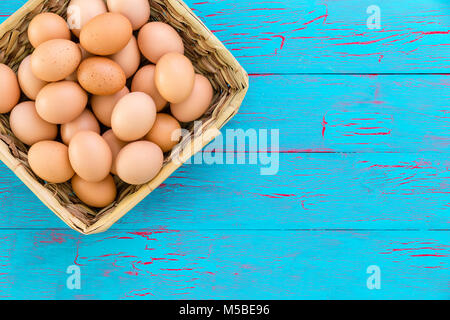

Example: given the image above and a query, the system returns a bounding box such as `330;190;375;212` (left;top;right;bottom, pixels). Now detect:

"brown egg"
80;12;132;56
0;64;20;114
67;0;107;37
72;174;117;207
145;114;181;153
31;39;82;82
171;74;214;122
138;22;184;64
77;57;126;96
107;0;150;30
111;92;156;142
28;141;75;183
91;86;129;127
109;36;140;79
68;131;112;182
155;52;195;104
102;129;128;175
61;110;100;145
10;101;58;146
36;81;88;124
28;13;71;48
18;56;48;100
131;65;167;112
116;141;164;185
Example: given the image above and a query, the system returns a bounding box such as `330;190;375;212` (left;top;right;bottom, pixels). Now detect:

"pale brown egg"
72;174;117;208
68;131;112;182
77;57;126;96
107;0;150;30
18;56;48;100
61;109;100;145
116;141;163;185
102;129;128;175
155;52;195;104
131;65;167;111
109;36;141;79
0;64;20;114
111;92;156;142
138;22;184;64
36;81;88;124
80;12;132;56
31;39;82;82
171;74;214;122
28;12;71;48
67;0;107;37
91;86;129;127
145;113;181;153
28;141;75;183
10;101;58;146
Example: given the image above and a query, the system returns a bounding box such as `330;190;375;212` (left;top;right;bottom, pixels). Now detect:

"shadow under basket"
0;0;249;234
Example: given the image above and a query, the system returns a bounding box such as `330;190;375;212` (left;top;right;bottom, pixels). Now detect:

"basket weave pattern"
0;0;249;234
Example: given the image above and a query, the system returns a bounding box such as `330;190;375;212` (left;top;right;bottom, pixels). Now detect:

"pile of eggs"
0;0;214;208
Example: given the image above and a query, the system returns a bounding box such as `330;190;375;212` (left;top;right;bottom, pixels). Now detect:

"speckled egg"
77;57;126;95
31;39;82;82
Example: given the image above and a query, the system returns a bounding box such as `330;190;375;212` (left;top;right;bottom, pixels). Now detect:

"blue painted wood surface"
0;0;449;300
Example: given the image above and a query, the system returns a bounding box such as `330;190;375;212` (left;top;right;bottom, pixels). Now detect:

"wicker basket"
0;0;249;234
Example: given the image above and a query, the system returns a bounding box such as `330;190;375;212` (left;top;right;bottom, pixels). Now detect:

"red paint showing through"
322;115;328;138
271;35;285;54
74;239;86;267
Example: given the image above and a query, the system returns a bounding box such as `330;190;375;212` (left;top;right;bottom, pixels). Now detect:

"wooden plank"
231;74;450;153
1;74;449;153
0;229;448;299
1;152;448;230
2;0;450;73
